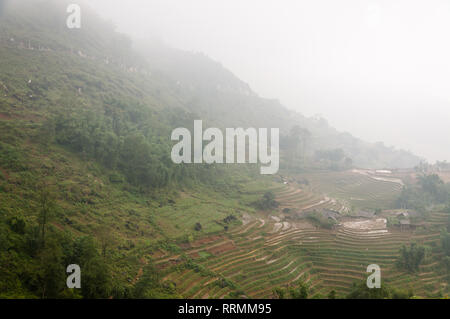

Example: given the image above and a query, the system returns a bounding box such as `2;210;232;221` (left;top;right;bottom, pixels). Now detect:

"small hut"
400;219;410;231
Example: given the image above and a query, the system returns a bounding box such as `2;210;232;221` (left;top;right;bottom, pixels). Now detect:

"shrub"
8;215;26;234
252;191;279;211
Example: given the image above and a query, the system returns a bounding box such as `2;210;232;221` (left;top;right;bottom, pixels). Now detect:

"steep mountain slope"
2;0;421;169
136;41;422;169
0;0;430;299
0;0;249;298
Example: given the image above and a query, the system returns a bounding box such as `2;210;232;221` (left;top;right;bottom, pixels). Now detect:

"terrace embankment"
150;174;449;298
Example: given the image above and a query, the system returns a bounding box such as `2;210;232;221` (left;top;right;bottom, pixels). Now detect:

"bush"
109;173;124;183
252;191;279;211
272;281;309;299
346;281;391;299
223;215;237;223
328;290;336;299
8;215;26;234
0;142;27;171
305;211;336;229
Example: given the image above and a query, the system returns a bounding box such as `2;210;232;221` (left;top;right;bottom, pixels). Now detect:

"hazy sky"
88;0;450;162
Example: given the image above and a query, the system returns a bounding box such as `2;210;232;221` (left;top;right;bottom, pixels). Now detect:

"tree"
253;191;279;210
280;125;311;169
96;226;114;258
344;157;353;168
37;184;56;248
272;287;286;299
391;288;414;299
70;236;111;298
328;290;336;299
346;280;413;299
288;282;308;299
133;263;179;298
7;215;26;234
80;256;111;298
346;281;391;299
37;239;65;298
272;282;309;299
396;243;426;273
416;174;449;203
418;174;443;197
133;263;161;298
441;231;450;257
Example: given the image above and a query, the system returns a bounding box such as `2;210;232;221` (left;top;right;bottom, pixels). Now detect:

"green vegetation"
279;125;310;170
252;191;279;211
346;279;414;299
0;0;447;299
305;210;336;229
0;207;112;299
442;231;450;257
327;290;336;299
302;171;402;209
133;263;180;298
397;174;450;211
272;281;309;299
396;243;426;273
0;1;258;298
154;189;450;298
314;148;353;171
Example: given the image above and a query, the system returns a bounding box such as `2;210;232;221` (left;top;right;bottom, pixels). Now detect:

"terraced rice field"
300;171;403;209
150;178;449;298
275;184;348;213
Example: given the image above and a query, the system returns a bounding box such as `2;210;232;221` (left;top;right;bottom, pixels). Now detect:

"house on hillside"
399;219;410;231
323;209;341;229
398;218;425;231
396;211;409;218
395;210;420;218
355;210;375;219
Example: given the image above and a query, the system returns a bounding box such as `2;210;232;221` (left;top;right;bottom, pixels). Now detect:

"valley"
143;170;450;298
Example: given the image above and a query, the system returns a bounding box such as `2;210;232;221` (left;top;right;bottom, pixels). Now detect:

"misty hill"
2;0;421;169
137;41;422;169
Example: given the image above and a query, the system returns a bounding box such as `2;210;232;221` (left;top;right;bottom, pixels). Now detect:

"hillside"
136;40;422;169
1;0;422;170
1;0;447;300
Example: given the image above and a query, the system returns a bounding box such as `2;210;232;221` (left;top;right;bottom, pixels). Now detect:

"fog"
88;0;450;162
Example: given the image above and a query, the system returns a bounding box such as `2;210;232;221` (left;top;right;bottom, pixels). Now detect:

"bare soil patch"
192;235;223;247
207;241;236;255
342;218;387;230
0;113;12;120
150;250;166;259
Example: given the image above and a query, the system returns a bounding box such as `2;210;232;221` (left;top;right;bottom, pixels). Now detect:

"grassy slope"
0;3;277;297
0;48;296;297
